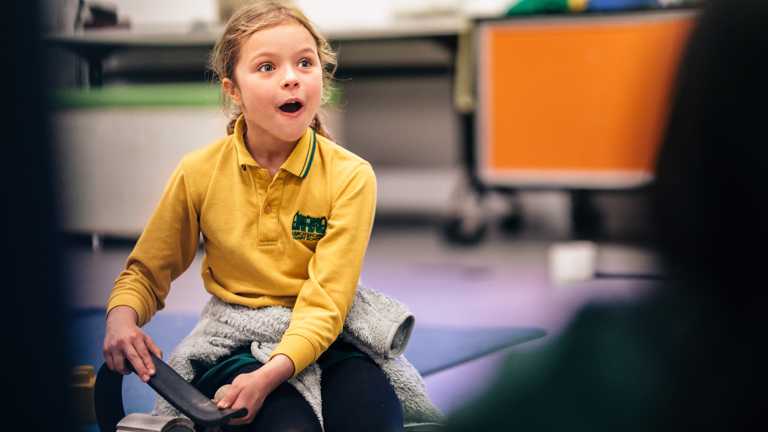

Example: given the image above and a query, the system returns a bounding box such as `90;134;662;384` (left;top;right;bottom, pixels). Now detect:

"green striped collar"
233;116;317;179
284;128;317;179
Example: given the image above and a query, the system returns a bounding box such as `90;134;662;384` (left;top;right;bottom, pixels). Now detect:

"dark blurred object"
0;1;75;431
77;1;130;30
448;0;768;430
85;4;131;29
85;4;118;28
89;4;117;23
654;0;768;318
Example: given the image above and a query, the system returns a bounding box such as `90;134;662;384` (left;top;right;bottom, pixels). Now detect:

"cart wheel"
443;216;487;245
499;213;523;233
571;190;602;238
495;189;523;234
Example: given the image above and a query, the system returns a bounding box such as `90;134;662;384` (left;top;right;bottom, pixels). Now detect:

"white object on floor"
549;241;598;284
116;412;195;431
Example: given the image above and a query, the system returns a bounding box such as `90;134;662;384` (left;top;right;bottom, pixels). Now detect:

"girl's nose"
282;67;299;88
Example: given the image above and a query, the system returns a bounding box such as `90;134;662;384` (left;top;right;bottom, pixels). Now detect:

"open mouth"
279;101;303;113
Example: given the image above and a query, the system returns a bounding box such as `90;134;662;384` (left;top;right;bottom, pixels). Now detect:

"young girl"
102;2;441;431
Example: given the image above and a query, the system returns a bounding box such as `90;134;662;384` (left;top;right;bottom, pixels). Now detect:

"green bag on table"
507;0;589;15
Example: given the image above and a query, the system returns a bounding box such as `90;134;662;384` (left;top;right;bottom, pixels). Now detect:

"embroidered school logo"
292;211;327;241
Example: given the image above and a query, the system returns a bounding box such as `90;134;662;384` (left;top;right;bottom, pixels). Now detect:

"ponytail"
226;107;242;136
311;111;334;142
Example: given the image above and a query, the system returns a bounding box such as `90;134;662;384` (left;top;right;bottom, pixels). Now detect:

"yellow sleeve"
107;161;200;327
270;163;377;375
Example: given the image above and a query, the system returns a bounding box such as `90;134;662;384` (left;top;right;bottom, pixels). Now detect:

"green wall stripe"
55;84;343;110
54;83;221;109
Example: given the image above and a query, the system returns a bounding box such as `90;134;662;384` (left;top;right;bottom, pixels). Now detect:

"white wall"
110;0;218;27
41;0;217;34
42;0;517;34
295;0;517;31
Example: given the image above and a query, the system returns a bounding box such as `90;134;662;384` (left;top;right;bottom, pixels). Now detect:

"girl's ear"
223;78;243;107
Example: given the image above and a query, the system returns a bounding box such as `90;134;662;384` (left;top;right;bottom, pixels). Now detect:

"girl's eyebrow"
245;49;276;64
246;45;318;63
295;46;317;56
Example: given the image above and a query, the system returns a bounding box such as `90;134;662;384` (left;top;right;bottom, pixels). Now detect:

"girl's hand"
215;371;269;425
103;305;163;383
216;354;295;425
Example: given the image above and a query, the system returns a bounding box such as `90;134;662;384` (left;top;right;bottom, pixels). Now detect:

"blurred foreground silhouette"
0;1;74;431
448;0;768;430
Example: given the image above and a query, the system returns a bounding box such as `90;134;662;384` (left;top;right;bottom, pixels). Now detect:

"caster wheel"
571;190;602;239
500;213;523;233
443;216;487;245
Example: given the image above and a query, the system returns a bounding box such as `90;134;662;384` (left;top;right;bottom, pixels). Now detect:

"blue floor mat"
70;309;544;430
405;326;546;376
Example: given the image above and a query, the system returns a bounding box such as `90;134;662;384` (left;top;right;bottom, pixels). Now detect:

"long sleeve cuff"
271;334;317;377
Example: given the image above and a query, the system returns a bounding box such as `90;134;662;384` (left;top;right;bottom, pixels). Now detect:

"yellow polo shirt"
107;116;377;376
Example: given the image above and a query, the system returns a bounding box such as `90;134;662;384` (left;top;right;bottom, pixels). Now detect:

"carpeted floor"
66;221;659;430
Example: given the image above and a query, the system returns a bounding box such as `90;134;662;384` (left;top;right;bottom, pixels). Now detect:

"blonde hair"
209;1;337;138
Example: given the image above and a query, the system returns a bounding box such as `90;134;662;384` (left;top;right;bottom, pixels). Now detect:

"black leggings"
223;357;404;432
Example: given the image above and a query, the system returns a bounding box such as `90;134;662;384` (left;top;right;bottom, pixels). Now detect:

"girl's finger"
144;335;163;360
112;352;131;375
217;383;242;409
122;345;151;382
104;352;115;372
131;339;157;381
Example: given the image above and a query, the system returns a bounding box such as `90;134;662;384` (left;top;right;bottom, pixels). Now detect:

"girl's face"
224;23;323;145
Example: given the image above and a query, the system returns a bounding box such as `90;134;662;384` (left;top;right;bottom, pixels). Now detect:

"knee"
242;421;321;432
328;417;403;432
324;393;404;432
322;358;404;432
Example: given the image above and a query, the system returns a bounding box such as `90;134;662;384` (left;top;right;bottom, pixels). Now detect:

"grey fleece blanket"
154;284;444;430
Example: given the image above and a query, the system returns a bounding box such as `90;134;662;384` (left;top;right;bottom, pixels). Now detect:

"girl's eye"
258;64;274;72
299;60;311;68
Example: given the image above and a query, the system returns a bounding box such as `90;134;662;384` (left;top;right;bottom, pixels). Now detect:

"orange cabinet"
475;11;697;189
